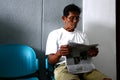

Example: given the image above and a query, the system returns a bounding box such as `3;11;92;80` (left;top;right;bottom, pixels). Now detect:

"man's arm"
48;45;69;64
48;51;61;64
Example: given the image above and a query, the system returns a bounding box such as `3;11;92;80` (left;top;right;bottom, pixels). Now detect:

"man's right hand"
58;45;70;56
48;45;70;64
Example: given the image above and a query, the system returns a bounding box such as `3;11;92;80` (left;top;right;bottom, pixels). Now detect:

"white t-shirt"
46;28;89;64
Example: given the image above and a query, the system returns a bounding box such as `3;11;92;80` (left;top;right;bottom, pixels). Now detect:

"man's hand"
49;45;69;64
87;47;99;57
58;45;69;56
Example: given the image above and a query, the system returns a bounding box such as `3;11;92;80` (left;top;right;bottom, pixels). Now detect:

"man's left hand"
87;47;99;57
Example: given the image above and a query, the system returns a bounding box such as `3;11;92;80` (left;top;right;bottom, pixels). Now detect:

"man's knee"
83;69;109;80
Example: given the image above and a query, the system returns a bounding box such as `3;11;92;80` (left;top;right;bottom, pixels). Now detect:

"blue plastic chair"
45;56;55;80
0;44;39;80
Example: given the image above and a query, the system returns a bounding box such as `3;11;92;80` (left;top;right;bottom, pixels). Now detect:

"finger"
60;45;69;50
60;49;69;56
61;45;69;48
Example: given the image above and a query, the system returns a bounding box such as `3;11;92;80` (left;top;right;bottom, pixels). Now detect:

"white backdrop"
83;0;116;80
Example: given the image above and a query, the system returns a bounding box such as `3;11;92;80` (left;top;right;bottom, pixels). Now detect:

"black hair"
63;4;81;17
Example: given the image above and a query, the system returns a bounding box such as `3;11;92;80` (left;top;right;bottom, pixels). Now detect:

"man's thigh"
54;63;80;80
83;69;108;80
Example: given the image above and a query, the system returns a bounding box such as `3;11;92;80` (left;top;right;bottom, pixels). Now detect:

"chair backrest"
0;44;39;78
45;56;55;80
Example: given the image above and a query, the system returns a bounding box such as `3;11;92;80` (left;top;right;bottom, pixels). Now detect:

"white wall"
83;0;116;80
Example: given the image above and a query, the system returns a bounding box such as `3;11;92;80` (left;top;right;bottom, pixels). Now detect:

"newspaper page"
66;42;98;74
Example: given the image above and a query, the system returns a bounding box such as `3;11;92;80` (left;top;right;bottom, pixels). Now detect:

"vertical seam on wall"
82;0;84;32
41;0;44;51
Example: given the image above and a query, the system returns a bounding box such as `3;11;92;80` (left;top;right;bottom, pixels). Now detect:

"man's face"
63;11;80;32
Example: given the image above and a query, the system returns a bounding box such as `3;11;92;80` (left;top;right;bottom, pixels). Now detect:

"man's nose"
73;19;79;23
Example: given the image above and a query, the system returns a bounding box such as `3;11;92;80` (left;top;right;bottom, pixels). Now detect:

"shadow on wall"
0;17;28;44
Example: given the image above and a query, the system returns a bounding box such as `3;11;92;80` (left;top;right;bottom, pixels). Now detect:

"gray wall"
0;0;82;79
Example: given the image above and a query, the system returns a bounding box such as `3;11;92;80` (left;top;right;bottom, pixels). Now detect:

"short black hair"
63;4;81;17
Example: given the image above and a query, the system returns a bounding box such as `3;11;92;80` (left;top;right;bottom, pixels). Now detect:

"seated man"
45;4;112;80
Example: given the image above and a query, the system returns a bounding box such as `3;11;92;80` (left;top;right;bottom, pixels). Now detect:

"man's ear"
62;16;66;22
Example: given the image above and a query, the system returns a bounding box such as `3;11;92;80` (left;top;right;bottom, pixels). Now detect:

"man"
46;4;112;80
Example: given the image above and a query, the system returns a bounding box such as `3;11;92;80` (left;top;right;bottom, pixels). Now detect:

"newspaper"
66;42;98;74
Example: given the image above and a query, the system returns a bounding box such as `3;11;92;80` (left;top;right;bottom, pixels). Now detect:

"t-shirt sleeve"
45;31;58;55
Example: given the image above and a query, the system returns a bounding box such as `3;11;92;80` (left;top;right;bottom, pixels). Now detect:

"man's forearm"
48;50;62;64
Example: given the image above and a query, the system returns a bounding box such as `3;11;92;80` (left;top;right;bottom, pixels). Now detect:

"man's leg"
54;63;80;80
83;69;112;80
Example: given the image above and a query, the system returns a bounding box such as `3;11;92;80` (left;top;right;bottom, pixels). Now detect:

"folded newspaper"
66;42;98;74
